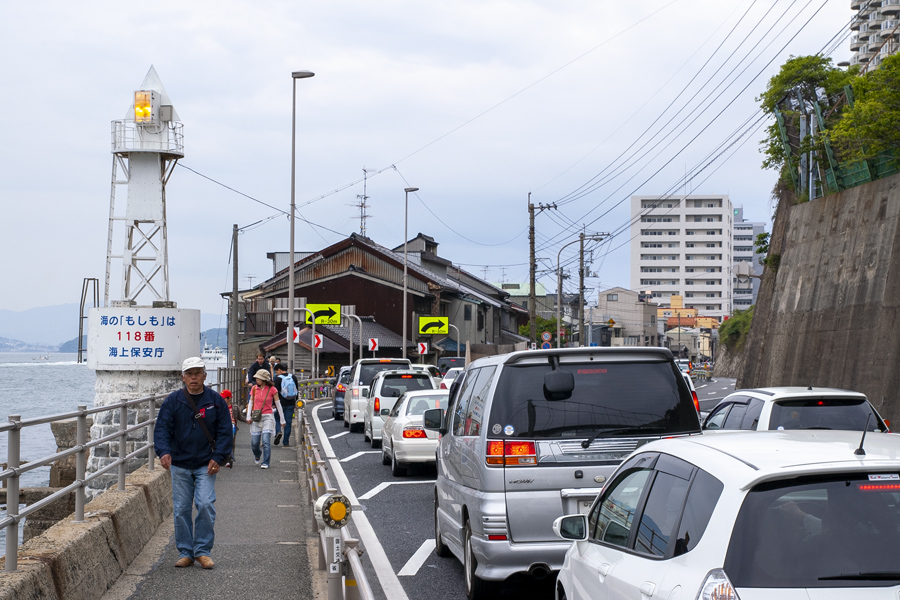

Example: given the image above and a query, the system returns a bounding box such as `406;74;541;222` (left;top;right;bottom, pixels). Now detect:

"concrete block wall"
739;173;900;423
0;465;172;600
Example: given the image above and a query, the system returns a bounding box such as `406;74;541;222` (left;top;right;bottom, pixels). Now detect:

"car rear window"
379;374;434;397
488;361;699;439
339;370;351;384
404;394;446;415
769;398;884;431
724;473;900;588
357;362;410;386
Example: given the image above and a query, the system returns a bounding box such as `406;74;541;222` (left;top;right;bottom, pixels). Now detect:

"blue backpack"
280;373;298;399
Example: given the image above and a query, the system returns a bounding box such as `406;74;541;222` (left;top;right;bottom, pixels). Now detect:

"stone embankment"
0;465;171;600
738;172;900;423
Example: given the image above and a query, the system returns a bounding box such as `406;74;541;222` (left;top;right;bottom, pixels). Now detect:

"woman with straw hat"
246;369;285;469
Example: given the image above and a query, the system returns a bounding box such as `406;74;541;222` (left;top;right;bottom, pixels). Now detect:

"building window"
607;294;618;301
464;305;472;321
477;311;484;331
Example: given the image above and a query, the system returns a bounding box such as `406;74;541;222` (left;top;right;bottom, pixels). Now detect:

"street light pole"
402;186;418;360
556;234;607;348
288;70;315;375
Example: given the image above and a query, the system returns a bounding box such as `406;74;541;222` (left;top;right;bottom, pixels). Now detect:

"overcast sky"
1;0;852;320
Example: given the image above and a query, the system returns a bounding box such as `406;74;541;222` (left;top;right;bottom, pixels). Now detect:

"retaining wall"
0;465;172;600
738;173;900;423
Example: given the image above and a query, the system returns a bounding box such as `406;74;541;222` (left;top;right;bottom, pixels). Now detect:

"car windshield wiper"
819;572;900;581
581;426;667;449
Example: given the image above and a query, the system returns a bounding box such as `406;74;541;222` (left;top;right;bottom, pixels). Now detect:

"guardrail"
298;406;374;600
1;380;230;572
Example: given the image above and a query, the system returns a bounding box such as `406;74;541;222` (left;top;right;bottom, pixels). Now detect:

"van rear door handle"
598;562;611;577
640;581;656;597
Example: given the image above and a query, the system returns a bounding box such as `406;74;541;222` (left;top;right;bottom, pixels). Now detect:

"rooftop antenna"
808;380;813;391
854;414;872;456
354;167;371;237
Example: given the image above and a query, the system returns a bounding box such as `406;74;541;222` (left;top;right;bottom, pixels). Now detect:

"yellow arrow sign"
418;316;449;335
305;303;341;324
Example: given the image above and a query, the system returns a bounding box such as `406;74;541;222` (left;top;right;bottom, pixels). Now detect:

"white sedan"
380;389;448;476
553;430;900;599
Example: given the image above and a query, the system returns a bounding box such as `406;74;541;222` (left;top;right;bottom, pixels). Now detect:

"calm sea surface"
0;352;219;555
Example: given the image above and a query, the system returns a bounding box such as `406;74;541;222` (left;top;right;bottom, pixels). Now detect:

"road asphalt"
99;423;314;600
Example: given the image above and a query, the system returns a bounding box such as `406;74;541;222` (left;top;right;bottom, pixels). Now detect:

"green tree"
520;315;562;344
718;306;754;351
830;53;900;161
757;56;856;177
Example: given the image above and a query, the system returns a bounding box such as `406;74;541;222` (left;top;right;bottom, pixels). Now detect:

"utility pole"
230;224;239;368
578;231;585;346
528;196;556;346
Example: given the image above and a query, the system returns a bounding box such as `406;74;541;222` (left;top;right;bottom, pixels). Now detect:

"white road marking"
276;541;303;545
329;431;350;439
359;480;436;500
321;418;335;423
340;451;380;463
398;539;436;576
313;404;410;600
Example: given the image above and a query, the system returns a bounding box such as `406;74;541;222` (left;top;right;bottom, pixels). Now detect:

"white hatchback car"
381;389;448;476
702;386;890;433
363;369;436;447
554;430;900;600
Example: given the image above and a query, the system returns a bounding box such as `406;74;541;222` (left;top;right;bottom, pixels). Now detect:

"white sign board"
418;342;428;355
314;334;323;349
368;338;379;352
87;307;200;371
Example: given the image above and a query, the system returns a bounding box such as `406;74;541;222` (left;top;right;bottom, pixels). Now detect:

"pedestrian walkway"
100;426;314;600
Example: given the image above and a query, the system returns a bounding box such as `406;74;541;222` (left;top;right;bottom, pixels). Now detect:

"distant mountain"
0;304;227;348
201;328;227;348
0;335;55;353
59;335;88;353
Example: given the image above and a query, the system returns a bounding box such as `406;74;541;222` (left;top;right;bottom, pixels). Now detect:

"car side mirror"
423;408;446;433
380;408;391;416
552;514;587;541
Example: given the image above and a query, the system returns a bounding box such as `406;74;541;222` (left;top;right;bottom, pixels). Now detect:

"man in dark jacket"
155;357;233;569
273;363;299;446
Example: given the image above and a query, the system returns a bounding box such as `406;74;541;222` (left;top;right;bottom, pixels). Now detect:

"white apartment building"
732;207;766;309
630;194;733;321
849;0;899;71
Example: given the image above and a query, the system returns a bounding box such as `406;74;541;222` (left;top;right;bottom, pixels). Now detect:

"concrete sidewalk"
101;425;314;600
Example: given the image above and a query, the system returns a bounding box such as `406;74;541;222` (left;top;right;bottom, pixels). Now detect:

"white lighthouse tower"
86;66;200;489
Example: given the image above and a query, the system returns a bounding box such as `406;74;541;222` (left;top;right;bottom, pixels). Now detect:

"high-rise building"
630;195;734;321
732;207;766;309
849;0;900;70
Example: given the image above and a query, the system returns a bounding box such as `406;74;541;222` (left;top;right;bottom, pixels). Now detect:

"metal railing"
1;379;232;572
298;407;374;600
1;393;165;572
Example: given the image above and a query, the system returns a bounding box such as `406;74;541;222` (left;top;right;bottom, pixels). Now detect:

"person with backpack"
273;363;299;446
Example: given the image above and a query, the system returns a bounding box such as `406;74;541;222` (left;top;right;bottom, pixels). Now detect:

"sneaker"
273;433;283;445
261;464;269;469
254;457;261;465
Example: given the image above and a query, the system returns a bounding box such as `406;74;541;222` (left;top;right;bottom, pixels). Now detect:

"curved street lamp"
401;187;419;359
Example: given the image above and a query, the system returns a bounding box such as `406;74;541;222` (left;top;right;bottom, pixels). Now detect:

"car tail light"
692;390;700;412
374;397;380;412
352;388;360;398
403;427;427;438
440;382;447;389
486;440;536;466
859;483;900;491
487;535;507;540
486;441;504;465
696;569;740;600
884;419;891;431
401;375;413;379
337;384;346;392
379;359;392;363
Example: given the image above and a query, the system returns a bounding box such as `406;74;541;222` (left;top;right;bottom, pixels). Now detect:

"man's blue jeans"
281;402;296;445
171;465;217;559
251;431;272;466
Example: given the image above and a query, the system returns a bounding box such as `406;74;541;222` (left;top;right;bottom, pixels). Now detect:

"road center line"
340;451;380;463
312;403;410;600
321;418;334;423
359;480;436;500
398;539;436;576
329;431;350;439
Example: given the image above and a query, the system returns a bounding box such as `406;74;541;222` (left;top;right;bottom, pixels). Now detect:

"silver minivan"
424;347;701;599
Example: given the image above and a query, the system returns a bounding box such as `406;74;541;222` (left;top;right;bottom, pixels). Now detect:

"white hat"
182;357;206;372
253;369;272;382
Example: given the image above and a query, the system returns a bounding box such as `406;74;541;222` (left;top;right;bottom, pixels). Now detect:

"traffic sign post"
305;303;341;325
368;338;379;354
418;342;428;355
541;341;552;349
541;331;551;342
314;334;323;349
418;316;449;335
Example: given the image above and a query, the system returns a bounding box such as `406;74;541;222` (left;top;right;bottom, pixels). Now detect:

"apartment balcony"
881;38;899;55
852;0;863;9
883;0;900;15
861;44;878;58
851;34;863;50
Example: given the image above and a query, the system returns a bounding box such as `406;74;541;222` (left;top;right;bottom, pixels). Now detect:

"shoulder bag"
249;385;263;422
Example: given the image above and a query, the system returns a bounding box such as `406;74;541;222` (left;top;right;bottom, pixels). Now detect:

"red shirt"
249;384;278;414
